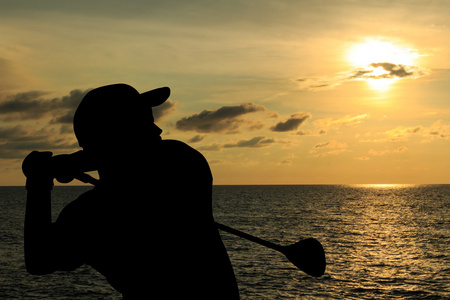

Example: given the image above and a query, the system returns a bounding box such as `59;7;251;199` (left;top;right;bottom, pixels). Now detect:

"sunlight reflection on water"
353;183;415;189
214;184;449;299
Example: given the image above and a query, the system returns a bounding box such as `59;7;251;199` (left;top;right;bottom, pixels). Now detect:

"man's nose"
153;124;163;135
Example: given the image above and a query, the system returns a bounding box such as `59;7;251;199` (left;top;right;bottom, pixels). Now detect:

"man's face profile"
72;84;169;165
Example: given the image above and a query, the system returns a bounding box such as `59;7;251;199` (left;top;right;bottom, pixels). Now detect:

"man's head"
73;84;170;152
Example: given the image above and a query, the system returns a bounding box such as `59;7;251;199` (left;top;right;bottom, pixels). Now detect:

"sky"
1;0;449;185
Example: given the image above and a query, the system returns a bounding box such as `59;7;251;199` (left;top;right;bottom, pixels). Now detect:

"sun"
346;39;420;91
347;39;418;67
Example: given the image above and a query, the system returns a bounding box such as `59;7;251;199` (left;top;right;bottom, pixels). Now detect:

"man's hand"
22;151;54;190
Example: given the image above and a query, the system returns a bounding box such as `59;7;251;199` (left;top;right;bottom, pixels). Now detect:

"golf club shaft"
74;173;99;185
215;222;283;252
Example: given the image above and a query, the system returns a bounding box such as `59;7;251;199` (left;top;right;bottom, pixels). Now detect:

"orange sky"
1;1;449;185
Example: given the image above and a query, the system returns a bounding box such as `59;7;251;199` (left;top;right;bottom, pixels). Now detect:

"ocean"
0;185;448;299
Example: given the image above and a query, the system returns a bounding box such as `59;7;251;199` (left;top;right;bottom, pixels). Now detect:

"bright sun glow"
347;39;418;67
366;78;398;91
347;39;419;91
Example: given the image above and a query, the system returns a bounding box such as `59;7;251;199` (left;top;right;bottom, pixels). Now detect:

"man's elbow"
26;265;53;275
25;255;56;275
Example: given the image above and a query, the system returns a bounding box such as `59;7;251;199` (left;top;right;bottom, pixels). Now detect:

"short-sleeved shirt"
52;140;239;299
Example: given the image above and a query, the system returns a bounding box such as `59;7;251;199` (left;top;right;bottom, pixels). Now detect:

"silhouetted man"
23;84;240;299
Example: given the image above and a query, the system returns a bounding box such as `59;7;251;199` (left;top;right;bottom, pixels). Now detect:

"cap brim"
140;87;170;107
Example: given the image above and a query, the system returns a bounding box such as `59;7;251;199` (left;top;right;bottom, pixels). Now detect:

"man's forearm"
24;185;55;274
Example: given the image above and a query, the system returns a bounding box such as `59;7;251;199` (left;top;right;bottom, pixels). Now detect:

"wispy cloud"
175;103;265;133
223;136;276;148
368;149;391;156
385;126;423;142
313;114;368;134
292;114;368;137
393;146;408;153
360;121;449;143
297;63;429;90
368;146;409;157
313;140;348;149
309;139;349;157
196;143;222;152
423;120;450;142
194;135;291;152
187;135;206;143
355;156;370;161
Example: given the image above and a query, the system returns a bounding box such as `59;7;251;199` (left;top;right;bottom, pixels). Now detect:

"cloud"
223;136;276;148
313;140;348;149
0;87;178;160
51;112;75;124
369;146;409;156
188;135;205;143
355;156;370;161
0;124;27;139
362;125;424;143
368;63;425;79
208;159;224;164
360;121;450;144
344;63;427;81
313;114;368;133
175;103;265;133
276;159;292;166
297;63;429;90
0;125;78;159
393;146;408;153
295;129;326;136
266;112;372;137
369;149;390;156
422;120;450;142
1;88;176;124
196;143;222;152
311;148;349;158
0;91;52;120
246;120;265;131
153;99;176;122
270;112;311;132
309;139;349;157
195;135;286;151
394;125;419;140
0;89;89;122
0;89;175;161
266;112;279;119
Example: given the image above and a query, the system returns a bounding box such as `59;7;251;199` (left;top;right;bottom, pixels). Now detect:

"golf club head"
282;238;326;277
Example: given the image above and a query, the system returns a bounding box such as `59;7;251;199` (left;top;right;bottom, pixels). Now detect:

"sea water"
0;185;448;299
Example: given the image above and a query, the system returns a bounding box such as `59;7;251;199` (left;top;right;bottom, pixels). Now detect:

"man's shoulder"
160;139;194;150
159;139;211;177
160;139;205;160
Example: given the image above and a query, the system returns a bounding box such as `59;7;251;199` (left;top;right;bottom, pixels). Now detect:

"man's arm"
23;151;58;274
25;186;57;274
